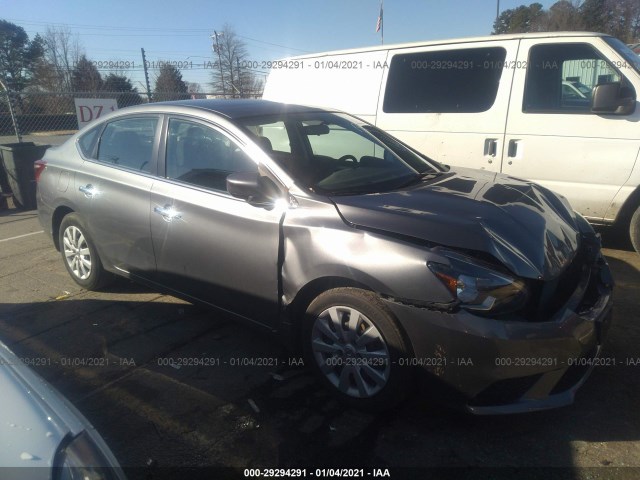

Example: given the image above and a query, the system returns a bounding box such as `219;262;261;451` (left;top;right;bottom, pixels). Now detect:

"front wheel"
303;288;412;410
59;213;113;290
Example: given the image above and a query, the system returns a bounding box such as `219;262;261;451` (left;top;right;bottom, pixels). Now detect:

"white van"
263;32;640;252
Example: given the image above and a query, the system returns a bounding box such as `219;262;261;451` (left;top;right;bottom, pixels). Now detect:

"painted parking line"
0;230;44;243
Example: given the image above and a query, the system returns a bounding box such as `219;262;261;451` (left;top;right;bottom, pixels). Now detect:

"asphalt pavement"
0;200;639;480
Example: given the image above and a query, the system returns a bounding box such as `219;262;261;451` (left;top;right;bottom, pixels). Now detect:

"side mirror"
591;82;636;115
226;171;281;206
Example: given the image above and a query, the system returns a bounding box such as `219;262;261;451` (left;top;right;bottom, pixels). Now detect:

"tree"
153;64;188;101
71;55;102;93
494;0;639;41
493;3;544;34
103;73;142;107
187;82;206;99
41;26;81;92
0;20;44;91
534;0;585;31
580;0;611;32
210;24;261;98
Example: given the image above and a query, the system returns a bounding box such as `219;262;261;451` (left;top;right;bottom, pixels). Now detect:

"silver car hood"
331;168;580;280
0;342;123;478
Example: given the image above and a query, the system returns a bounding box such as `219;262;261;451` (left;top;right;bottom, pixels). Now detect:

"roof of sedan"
154;99;330;119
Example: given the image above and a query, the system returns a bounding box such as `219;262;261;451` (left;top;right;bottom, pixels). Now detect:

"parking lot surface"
1;200;639;480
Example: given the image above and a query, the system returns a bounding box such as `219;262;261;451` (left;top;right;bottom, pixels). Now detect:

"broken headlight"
428;251;528;315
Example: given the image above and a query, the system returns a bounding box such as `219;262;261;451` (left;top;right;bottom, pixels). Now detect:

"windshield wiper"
397;171;442;189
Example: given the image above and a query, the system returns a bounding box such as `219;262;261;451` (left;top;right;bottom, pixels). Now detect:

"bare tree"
188;82;205;99
41;26;82;92
210;24;261;98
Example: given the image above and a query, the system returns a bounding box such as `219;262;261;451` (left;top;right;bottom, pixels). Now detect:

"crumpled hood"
331;168;580;280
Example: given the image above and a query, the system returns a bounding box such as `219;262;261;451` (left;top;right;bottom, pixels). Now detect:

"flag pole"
381;0;384;45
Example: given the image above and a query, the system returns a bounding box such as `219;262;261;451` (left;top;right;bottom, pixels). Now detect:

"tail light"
34;160;47;183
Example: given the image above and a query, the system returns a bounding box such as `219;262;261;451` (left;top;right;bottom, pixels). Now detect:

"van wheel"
59;213;113;290
303;288;412;410
630;206;640;254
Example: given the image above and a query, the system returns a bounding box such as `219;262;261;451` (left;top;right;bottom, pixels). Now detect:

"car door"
376;40;519;172
149;116;282;326
503;37;640;221
74;114;160;278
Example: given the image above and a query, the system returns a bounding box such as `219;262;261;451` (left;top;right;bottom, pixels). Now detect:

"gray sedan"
36;100;613;413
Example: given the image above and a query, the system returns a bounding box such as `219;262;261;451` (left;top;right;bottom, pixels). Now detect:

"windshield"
604;36;640;75
236;111;440;195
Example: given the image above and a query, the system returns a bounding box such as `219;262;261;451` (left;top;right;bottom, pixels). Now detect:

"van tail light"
34;160;47;183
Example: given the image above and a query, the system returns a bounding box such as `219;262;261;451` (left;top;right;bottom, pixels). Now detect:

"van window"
524;43;621;113
383;47;507;113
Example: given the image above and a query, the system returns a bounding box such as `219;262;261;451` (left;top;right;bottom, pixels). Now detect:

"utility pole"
140;48;152;102
496;0;500;27
237;58;243;98
211;31;226;97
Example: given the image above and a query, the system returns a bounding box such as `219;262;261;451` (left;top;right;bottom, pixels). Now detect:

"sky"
1;0;560;91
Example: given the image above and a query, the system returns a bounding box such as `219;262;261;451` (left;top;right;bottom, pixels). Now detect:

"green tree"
71;55;102;93
493;3;545;34
580;0;611;32
154;63;189;101
103;73;142;107
535;1;585;31
0;20;44;91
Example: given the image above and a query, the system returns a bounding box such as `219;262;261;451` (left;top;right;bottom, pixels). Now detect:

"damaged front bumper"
384;249;614;415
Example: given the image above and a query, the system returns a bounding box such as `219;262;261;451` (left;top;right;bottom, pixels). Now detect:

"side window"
245;121;291;154
524;43;621;113
77;125;101;158
383;47;507;113
165;118;257;192
97;117;158;172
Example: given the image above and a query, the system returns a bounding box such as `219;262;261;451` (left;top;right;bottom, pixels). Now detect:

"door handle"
484;139;498;164
154;205;182;222
79;184;97;198
507;140;520;164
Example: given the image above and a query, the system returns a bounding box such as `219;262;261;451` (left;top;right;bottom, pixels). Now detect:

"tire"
59;213;113;290
303;287;412;410
630;206;640;255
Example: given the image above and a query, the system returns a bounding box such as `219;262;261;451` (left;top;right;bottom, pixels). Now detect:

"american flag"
376;4;383;33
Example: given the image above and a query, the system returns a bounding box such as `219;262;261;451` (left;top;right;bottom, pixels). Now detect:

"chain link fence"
0;90;262;138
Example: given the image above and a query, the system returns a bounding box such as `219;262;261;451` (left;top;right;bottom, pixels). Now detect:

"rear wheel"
630;206;640;254
59;213;113;290
303;288;412;410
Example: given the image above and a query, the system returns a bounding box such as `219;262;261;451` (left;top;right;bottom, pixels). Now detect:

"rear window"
77;125;101;158
383;47;506;113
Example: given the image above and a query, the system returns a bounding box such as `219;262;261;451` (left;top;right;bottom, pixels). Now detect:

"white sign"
74;98;118;129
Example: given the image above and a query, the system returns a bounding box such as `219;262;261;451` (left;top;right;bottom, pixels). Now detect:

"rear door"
503;37;640;221
376;40;519;172
74;115;160;278
149;116;282;326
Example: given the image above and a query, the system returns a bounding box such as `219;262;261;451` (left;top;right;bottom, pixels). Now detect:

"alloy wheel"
63;225;92;280
310;305;391;398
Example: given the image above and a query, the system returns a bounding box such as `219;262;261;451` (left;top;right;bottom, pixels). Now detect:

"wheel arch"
613;185;640;229
51;205;75;251
284;276;412;356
